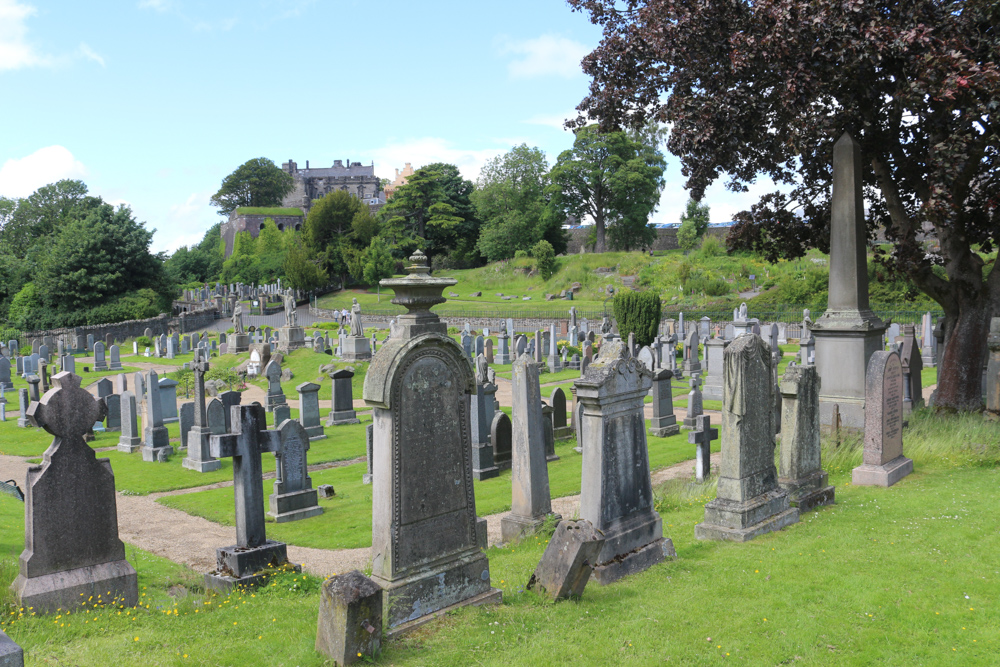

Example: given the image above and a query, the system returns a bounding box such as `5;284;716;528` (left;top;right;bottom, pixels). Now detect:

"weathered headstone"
219;390;242;432
140;370;171;461
326;369;359;425
900;324;924;416
362;250;498;633
702;337;727;400
526;520;605;601
501;354;560;542
683;330;702;375
16;389;30;428
0;357;11;390
650;368;680;437
695;334;799;542
688;414;717;482
574;339;672;584
682;375;704;429
205;404;299;589
296;382;326;440
470;356;500;481
851;351;913;487
268;419;323;522
179;402;194;450
96;377;113;399
117;391;142;453
104;393;121;432
778;364;835;510
93;341;107;371
315;570;382;665
549;387;569;438
158;377;179;423
14;372;138;613
108;344;122;371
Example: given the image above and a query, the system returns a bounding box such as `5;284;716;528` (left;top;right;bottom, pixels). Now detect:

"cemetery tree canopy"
547;125;666;253
210;157;295;217
569;0;1000;410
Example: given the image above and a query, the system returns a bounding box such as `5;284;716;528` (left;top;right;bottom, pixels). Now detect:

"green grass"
234;206;303;217
246;346;368;401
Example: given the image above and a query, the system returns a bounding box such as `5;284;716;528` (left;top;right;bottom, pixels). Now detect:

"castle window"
277;223;284;231
260;222;266;230
294;223;302;231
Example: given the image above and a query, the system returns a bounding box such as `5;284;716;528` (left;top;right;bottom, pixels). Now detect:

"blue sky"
0;0;772;253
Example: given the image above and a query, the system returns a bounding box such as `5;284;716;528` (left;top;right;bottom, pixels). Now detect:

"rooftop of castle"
281;158;376;178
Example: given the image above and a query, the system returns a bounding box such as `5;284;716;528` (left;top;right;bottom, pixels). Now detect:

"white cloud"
0;146;88;198
499;34;589;79
147;191;217;254
137;0;171;11
78;42;104;67
0;0;48;71
370;138;507;184
649;165;792;227
523;110;585;132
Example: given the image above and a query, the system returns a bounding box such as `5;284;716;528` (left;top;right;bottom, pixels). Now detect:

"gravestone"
263;359;287;412
461;333;473;360
93;342;107;371
541;403;558;462
899;324;924;417
778;364;835;510
470;356;500;481
987;318;1000;418
526;520;605;601
14;372;138;613
682;375;704;429
38;344;49;364
361;250;499;633
637;346;655;371
108;344;122;371
296;382;326;440
179;402;194;450
219;390;242;432
683;331;702;375
650;369;680;437
702;337;727;400
0;630;23;665
183;349;221;472
695;334;799;542
550;387;569;438
326;369;359;425
26;375;40;403
117;391;142;452
0;357;10;390
104;393;121;432
491;411;512;470
851;351;913;487
268;419;323;522
575;339;671;584
158;377;179;423
501;354;560;542
140;370;171;461
362;424;374;484
96;377;113;399
17;389;30;428
496;333;511;364
688;414;717;483
86;334;95;352
205;404;299;590
484;338;494;364
315;570;382;666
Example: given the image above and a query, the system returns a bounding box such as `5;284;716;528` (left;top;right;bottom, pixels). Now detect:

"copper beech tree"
568;0;1000;410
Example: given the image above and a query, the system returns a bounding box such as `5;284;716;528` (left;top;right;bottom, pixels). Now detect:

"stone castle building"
280;158;384;215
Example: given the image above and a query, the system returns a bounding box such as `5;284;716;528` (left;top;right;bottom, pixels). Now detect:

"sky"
0;0;776;254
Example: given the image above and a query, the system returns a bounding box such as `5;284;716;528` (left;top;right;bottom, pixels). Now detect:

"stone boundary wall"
564;225;729;254
23;306;218;347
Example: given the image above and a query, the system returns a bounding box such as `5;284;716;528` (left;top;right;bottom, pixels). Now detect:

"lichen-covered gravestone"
695;334;799;542
501;354;561;542
268;419;322;522
362;250;499;635
263;359;286;412
778;364;835;510
206;404;300;590
315;570;382;665
852;351;913;487
14;372;138;613
527;519;605;601
574;339;673;584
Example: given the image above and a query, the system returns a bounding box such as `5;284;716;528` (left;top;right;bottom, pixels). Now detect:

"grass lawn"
246;347;368;401
0;410;996;664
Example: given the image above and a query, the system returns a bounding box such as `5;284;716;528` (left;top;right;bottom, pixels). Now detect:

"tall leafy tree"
283;237;328;292
547;125;666;253
210;157;295;217
569;0;1000;410
164;222;224;284
362;236;396;285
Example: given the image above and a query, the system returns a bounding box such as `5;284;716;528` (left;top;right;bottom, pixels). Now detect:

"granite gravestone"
695;334;799;542
778;365;835;510
117;391;142;452
140;370;172;461
326;369;359;425
263;360;287;412
526;520;606;601
703;337;727;401
14;372;138;613
361;250;498;634
108;344;123;371
650;369;680;437
574;339;672;584
205;404;299;590
296;382;326;440
268;419;323;522
549;387;569;438
501;354;560;542
852;351;913;487
179;402;194;449
104;393;121;432
491;411;512;471
470;356;500;481
158;377;179;424
93;342;107;372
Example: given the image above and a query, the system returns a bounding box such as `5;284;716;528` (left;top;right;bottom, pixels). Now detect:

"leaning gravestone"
778;364;835;510
268;419;323;522
14;372;138;613
852;351;913;487
361;250;498;634
574;339;672;584
206;404;299;590
695;334;799;542
501;354;560;542
527;519;605;601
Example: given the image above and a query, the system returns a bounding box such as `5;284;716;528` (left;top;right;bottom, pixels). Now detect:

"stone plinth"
778;365;835;511
232;333;250;353
527;520;605;601
341;336;371;362
315;571;382;665
852;351;913;487
277;326;306;353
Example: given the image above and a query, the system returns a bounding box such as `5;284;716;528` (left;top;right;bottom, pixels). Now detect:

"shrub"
531;240;556;280
136;335;152;348
677;218;699;251
698;234;724;257
612;290;662;347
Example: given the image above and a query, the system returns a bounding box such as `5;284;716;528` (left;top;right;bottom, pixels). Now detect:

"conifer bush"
612;290;661;347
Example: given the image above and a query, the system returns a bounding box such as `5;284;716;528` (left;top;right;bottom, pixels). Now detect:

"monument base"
851;456;913;488
472;443;499;481
553;426;573;439
109;363;123;372
325;410;359;426
204;540;297;592
277;326;306;353
12;559;138;614
500;512;561;543
182;456;221;473
340;336;371;361
373;551;500;635
361;473;372;485
117;439;141;454
143;425;170;448
650;420;680;438
94;363;107;372
232;334;250;353
140;444;174;462
682;415;701;429
591;538;674;586
268;489;323;523
695;489;799;543
779;470;835;512
303;425;327;440
496;354;511;365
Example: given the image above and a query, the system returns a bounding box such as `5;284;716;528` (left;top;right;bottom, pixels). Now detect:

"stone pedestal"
204;541;300;591
232;334;250;353
277;326;306;352
315;571;382;666
496;335;511;364
341;336;371;362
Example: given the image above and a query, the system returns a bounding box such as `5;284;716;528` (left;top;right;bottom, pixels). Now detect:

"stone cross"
183;348;220;472
683;375;704;428
15;372;137;612
687;414;717;483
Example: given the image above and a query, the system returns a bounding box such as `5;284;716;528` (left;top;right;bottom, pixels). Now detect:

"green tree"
362;236;396;286
531;240;556;280
612;291;662;347
677;219;699;252
283;237;328;292
681;199;710;238
210;157;294;217
474;144;564;261
7;282;39;329
254;218;288;282
164;222;225;284
547;126;666;253
569;0;1000;410
220;230;260;285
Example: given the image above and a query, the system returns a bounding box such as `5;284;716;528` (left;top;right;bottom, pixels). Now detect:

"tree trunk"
933;294;993;411
595;214;607;253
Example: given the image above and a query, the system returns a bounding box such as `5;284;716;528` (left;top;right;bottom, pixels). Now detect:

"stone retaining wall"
23;306;219;347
